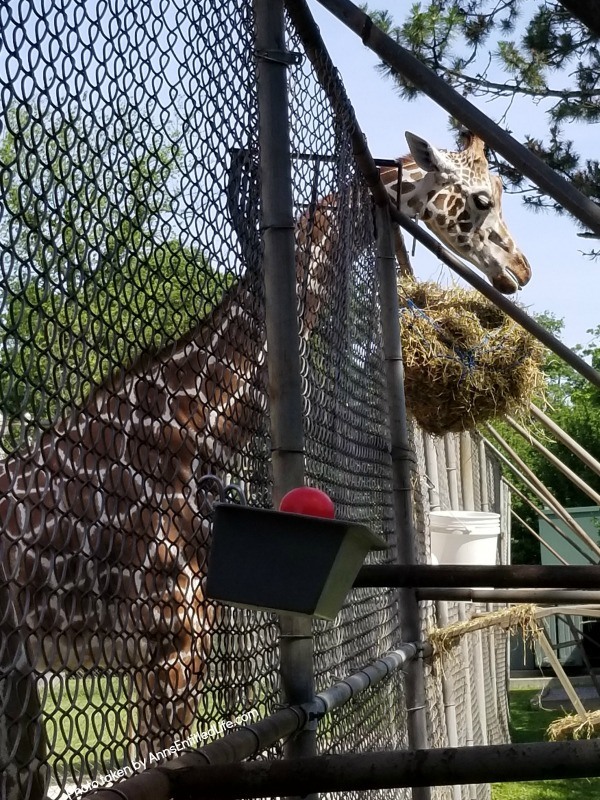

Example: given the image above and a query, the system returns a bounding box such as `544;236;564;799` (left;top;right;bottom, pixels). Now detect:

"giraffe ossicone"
381;131;532;294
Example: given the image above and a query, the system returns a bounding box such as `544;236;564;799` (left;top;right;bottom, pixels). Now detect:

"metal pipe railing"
417;588;600;603
355;564;600;588
91;646;422;800
375;204;431;796
253;3;315;791
156;740;600;797
312;643;426;713
284;4;431;797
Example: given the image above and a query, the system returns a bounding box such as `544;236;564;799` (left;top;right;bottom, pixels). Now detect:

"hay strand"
548;710;600;741
399;277;545;435
429;603;540;657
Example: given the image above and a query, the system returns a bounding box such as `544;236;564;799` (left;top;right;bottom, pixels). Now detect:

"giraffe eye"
473;192;493;211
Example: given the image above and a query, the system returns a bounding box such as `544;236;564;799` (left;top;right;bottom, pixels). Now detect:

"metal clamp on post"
255;49;303;66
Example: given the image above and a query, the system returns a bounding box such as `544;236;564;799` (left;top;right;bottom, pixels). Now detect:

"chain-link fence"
1;2;508;799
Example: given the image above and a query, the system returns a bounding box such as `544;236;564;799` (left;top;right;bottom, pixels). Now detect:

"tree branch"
445;68;600;100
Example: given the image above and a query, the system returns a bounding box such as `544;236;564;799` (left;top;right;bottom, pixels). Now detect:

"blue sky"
307;2;600;351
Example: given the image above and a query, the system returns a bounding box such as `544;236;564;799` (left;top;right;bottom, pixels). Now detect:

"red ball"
279;487;335;519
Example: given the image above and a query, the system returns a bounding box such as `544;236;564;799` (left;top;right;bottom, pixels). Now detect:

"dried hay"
547;710;600;741
429;603;540;658
398;277;545;435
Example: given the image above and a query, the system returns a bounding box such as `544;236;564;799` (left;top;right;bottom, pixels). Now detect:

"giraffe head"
384;132;531;294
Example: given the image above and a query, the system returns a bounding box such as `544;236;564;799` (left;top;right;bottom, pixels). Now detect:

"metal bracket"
255;48;303;66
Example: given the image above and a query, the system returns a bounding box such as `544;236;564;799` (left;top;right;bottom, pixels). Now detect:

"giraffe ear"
405;131;455;176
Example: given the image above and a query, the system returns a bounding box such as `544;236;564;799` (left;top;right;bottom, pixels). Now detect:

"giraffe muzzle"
492;249;532;294
493;262;531;294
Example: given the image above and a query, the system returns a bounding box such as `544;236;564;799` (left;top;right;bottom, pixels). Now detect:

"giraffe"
380;131;532;294
0;148;344;800
0;275;266;800
0;134;526;799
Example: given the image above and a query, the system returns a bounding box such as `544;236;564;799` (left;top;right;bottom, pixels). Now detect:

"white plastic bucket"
429;510;501;565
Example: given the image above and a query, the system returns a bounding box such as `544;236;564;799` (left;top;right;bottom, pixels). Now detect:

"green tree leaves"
496;314;600;563
0;100;226;447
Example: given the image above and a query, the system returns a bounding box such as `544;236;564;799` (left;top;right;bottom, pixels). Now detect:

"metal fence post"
253;1;317;795
375;204;431;800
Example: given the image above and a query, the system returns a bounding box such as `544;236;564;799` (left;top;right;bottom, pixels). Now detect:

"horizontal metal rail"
90;645;422;800
156;740;600;797
355;564;600;588
417;588;600;603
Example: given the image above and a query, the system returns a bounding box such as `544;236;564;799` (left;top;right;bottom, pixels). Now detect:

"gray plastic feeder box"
206;504;387;620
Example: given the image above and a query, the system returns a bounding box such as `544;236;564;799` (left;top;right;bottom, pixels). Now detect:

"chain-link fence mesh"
1;3;279;797
0;2;508;799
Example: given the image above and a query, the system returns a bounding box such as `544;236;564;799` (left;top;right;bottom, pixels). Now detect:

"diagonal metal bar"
314;0;600;235
506;415;600;506
89;646;423;800
529;403;600;480
486;424;600;559
291;0;600;390
556;1;600;37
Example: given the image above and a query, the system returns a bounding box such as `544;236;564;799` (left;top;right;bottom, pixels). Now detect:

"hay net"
398;277;544;435
0;2;406;798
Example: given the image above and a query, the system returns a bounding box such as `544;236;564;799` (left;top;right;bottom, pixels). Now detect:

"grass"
42;671;267;777
42;673;133;775
492;690;600;799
